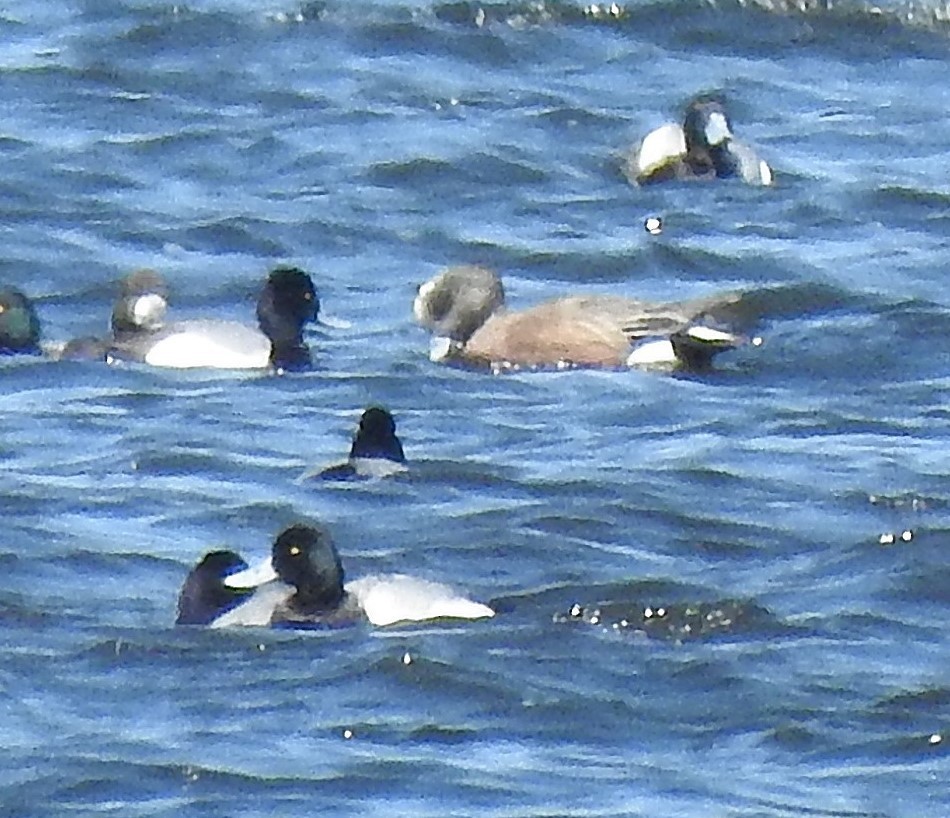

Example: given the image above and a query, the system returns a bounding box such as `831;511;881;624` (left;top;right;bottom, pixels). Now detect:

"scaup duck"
0;287;42;355
109;266;318;371
176;550;252;626
312;407;408;481
60;269;168;362
176;549;299;627
413;265;748;371
626;97;772;187
111;268;169;337
221;523;494;628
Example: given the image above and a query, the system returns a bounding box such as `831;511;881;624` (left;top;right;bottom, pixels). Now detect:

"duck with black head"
175;549;297;627
413;265;753;372
179;523;494;628
626;96;772;187
108;266;319;371
306;406;408;481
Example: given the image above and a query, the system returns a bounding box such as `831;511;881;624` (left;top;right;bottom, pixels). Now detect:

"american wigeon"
413;265;750;371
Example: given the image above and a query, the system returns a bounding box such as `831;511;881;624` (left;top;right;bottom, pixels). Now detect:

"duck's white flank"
347;574;494;627
144;321;271;369
636;123;686;175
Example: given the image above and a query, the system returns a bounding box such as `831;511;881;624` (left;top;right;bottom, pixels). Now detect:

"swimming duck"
109;266;318;371
0;287;42;355
413;265;748;371
175;549;298;627
111;268;169;337
626;97;772;186
311;407;408;481
59;269;168;362
220;523;494;628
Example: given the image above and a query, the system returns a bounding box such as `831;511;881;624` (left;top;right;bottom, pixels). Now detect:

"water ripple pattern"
0;1;948;816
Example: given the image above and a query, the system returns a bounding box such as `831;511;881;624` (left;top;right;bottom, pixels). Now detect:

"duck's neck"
269;341;310;372
350;434;405;463
291;578;345;614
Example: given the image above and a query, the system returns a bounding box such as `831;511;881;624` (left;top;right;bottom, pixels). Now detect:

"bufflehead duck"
627;97;772;187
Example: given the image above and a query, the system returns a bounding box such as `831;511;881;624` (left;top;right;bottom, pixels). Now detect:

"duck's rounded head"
112;269;169;335
0;287;41;355
350;406;405;463
256;267;319;342
176;550;251;626
272;524;344;608
226;524;345;615
413;265;505;345
683;97;733;152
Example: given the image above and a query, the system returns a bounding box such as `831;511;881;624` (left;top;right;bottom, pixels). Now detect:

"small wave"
428;0;950;41
51;0;950;46
365;153;547;189
552;595;781;641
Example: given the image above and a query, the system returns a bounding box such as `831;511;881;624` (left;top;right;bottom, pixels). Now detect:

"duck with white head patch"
627;96;773;186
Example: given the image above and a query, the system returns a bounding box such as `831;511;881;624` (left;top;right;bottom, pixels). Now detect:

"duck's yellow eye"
289;545;301;556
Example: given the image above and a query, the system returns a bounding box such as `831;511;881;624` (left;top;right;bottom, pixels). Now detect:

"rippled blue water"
1;1;949;815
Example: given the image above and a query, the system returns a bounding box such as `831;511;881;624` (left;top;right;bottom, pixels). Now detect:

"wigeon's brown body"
413;265;749;371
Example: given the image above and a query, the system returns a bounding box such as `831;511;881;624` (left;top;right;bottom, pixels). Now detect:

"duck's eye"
289;546;301;556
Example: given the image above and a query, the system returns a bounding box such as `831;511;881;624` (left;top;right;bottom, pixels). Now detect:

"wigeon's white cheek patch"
704;111;732;146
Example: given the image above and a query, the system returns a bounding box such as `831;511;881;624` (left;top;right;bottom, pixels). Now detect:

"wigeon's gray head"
414;265;505;345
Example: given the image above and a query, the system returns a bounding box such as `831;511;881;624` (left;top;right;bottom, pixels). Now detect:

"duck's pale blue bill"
224;557;278;588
